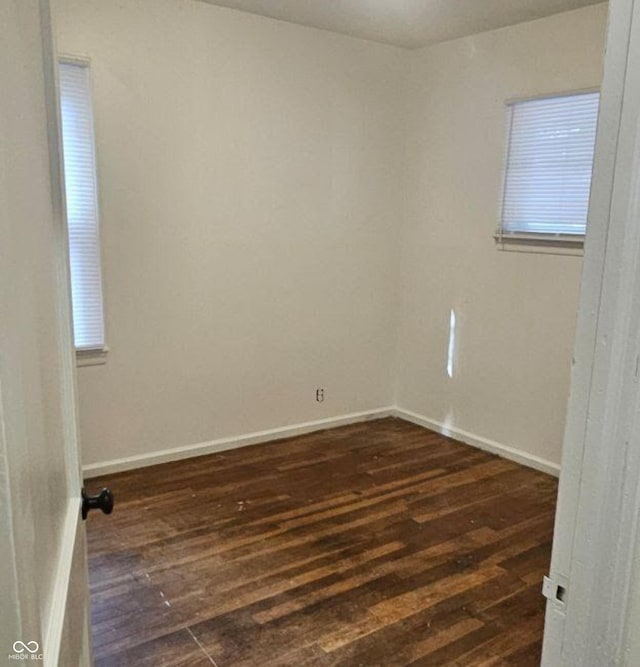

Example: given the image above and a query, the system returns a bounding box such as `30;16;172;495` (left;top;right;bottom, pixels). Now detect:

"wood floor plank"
86;417;557;665
93;627;215;667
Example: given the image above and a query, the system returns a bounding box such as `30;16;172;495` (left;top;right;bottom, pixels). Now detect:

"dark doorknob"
82;488;114;520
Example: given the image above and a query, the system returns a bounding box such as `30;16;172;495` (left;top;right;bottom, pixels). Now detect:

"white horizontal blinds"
501;91;600;237
59;61;105;350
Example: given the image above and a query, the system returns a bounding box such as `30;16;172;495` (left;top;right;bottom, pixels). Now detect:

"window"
497;91;600;246
59;60;106;354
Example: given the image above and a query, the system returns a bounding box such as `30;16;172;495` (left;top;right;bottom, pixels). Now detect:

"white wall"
396;3;608;468
53;0;608;472
53;0;407;467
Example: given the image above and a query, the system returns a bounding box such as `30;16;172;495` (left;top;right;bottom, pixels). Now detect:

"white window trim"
58;54;109;365
495;87;600;253
59;53;91;67
493;233;585;256
76;346;109;367
504;86;601;106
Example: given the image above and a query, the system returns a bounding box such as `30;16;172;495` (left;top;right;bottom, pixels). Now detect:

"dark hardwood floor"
85;417;557;667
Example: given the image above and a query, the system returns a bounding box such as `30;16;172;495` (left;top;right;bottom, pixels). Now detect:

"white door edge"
1;1;92;665
43;501;81;667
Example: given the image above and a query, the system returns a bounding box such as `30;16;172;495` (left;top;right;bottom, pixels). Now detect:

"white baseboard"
83;404;560;479
393;407;560;477
82;407;395;478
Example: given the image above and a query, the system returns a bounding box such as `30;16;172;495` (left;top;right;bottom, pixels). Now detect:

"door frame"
542;0;640;663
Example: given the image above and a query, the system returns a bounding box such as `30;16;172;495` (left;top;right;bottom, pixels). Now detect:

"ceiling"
199;0;605;49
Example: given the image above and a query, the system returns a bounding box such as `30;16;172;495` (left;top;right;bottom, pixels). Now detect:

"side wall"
53;0;407;468
396;4;608;469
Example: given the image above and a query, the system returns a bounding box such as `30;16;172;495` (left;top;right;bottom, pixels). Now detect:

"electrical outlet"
316;388;325;403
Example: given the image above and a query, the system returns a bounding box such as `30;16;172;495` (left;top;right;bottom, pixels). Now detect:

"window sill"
76;347;109;367
494;233;584;256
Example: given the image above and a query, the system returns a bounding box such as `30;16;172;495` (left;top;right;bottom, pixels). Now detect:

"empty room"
8;0;640;665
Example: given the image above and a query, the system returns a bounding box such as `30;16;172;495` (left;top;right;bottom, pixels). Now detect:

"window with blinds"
498;91;600;244
59;61;106;351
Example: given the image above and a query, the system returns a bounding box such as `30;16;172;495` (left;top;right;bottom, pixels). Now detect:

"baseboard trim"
83;407;395;478
83;405;560;479
393;408;560;477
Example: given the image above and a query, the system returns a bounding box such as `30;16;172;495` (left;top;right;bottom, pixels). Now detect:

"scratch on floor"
186;625;220;667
